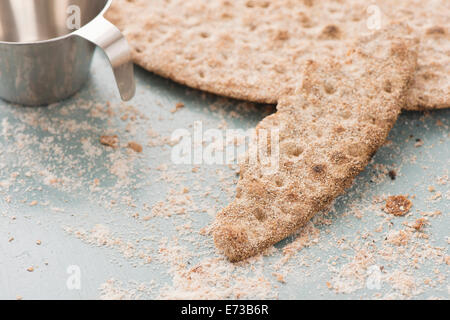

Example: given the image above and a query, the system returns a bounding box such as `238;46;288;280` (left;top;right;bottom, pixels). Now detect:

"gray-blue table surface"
0;51;448;300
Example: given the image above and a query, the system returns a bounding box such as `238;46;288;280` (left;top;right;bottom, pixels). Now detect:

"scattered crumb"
171;102;185;113
411;218;427;231
100;135;119;148
99;279;137;300
272;273;286;284
384;195;412;216
414;139;424;148
127;141;143;153
386;229;410;246
420;210;441;217
388;170;397;180
428;192;442;201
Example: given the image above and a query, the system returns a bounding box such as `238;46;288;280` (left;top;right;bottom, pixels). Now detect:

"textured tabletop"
0;51;448;300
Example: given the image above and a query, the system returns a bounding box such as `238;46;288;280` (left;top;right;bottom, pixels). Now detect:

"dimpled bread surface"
107;0;448;110
213;25;418;261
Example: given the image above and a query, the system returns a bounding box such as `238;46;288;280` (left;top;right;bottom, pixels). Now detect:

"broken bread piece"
213;26;418;262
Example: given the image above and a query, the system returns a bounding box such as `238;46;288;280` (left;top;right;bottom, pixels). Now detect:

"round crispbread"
106;0;449;110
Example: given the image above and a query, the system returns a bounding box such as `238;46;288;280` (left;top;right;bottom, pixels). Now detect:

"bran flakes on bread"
106;0;448;111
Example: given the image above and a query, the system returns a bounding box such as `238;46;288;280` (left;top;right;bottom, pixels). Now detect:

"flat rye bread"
213;26;418;261
106;0;449;110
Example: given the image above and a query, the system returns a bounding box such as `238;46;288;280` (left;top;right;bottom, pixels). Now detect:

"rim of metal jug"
0;0;112;45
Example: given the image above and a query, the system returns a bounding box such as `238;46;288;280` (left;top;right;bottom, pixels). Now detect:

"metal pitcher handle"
74;16;135;101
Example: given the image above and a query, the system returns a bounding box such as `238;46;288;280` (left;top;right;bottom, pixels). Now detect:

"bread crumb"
127;141;143;153
420;210;441;217
428;192;442;201
414;139;424;148
100;135;119;148
29;200;38;207
27;267;34;272
384;195;412;216
386;230;410;246
272;272;286;284
411;218;427;231
388;170;397;180
171;102;185;113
